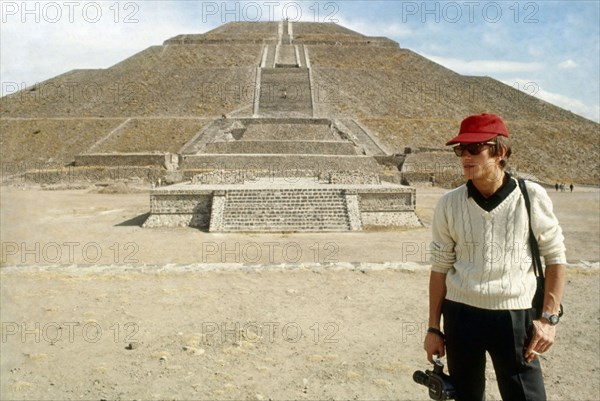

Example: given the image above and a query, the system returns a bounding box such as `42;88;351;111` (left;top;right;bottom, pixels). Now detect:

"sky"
1;0;599;122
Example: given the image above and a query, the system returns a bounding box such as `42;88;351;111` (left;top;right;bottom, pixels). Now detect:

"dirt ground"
1;184;598;400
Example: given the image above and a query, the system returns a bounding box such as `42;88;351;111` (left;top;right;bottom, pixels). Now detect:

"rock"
183;346;205;355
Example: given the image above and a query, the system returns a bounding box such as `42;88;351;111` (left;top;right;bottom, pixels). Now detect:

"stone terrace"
165;22;279;44
0;118;125;164
91;118;210;154
293;22;398;47
0;67;259;119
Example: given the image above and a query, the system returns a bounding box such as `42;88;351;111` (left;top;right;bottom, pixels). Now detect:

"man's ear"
497;145;508;160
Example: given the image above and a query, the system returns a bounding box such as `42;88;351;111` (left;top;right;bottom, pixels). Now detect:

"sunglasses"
453;142;496;157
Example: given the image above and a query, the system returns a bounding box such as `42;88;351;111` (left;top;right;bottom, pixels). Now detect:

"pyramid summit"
1;21;598;189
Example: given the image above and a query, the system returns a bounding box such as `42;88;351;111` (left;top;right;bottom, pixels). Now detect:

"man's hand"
426;271;447;363
424;332;445;363
524;319;557;363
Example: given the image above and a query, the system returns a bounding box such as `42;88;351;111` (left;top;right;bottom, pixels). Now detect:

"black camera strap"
519;178;564;318
518;179;544;280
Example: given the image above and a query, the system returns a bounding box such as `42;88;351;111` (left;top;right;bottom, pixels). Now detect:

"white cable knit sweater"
430;178;566;310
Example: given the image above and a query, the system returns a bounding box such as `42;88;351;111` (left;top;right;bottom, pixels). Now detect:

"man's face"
455;142;498;182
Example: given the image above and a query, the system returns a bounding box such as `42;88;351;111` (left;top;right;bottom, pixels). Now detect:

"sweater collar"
467;172;516;212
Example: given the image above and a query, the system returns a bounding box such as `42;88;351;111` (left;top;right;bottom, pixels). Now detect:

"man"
424;113;566;401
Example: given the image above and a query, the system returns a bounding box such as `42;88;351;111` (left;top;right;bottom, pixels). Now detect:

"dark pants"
442;300;546;401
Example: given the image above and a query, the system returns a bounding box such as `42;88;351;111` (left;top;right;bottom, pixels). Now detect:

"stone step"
224;210;347;215
216;188;352;232
276;44;297;67
258;68;312;117
225;205;347;209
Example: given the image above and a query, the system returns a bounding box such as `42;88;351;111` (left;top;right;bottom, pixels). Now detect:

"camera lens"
413;370;429;386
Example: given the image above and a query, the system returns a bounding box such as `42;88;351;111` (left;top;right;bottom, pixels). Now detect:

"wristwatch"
542;312;560;325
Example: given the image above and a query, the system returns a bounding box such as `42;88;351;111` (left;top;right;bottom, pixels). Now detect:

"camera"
413;356;456;400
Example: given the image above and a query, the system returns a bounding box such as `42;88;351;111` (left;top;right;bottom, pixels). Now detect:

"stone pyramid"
1;21;598;231
143;21;419;231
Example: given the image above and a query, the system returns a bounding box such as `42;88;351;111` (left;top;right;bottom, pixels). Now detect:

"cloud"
424;55;544;75
537;89;598;122
558;59;578;69
0;1;213;91
381;23;413;37
504;79;599;122
526;43;545;58
338;17;412;39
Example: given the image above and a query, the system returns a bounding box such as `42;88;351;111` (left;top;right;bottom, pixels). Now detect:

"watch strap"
542;312;559;324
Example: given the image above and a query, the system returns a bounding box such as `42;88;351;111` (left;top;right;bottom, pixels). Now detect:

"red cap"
446;113;510;145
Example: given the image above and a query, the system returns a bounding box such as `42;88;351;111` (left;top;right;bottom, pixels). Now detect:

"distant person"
569;183;574;192
560;183;565;192
424;113;566;401
555;182;559;191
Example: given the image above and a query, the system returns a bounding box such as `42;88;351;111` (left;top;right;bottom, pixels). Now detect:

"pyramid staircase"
258;68;313;117
210;186;357;232
145;21;419;232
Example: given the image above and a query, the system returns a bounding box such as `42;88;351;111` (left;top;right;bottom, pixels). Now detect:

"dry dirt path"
0;184;598;400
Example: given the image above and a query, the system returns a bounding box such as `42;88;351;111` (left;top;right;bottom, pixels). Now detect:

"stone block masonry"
211;188;353;232
203;140;358;155
180;154;380;174
143;190;213;228
144;180;419;231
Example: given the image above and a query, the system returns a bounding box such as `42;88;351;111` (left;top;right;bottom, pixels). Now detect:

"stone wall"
318;171;380;185
361;211;422;228
3;165;165;185
401;152;462;187
144;190;213;228
192;171;251;185
180;154;380;174
359;192;414;212
204;140;357;155
75;153;178;169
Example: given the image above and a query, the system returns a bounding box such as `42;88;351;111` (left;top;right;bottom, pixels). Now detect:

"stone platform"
143;177;420;232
